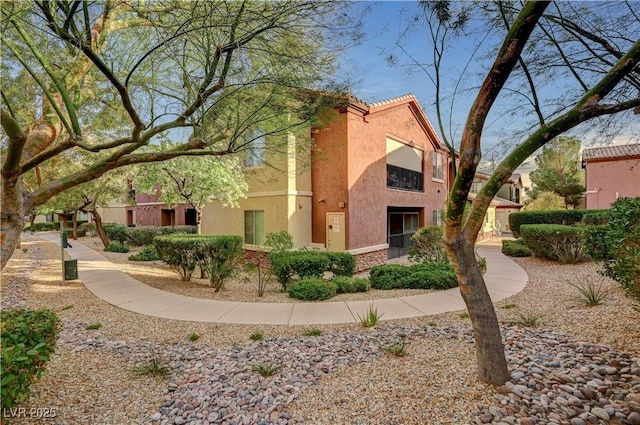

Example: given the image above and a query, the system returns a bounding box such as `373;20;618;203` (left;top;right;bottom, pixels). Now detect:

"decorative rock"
628;412;640;425
591;407;610;421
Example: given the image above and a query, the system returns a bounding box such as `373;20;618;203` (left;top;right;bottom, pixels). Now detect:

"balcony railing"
387;164;424;192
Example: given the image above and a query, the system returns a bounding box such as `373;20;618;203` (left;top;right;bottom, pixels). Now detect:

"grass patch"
133;351;171;377
302;328;322;336
60;304;74;311
358;304;383;328
427;321;437;327
251;363;281;377
85;322;102;330
188;333;200;342
459;312;470;319
250;330;264;341
501;303;517;309
513;312;541;327
383;335;408;357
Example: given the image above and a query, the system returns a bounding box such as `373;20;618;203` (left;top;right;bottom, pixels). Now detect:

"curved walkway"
38;233;528;325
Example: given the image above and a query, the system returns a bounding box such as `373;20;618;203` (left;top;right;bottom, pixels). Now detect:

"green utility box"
64;259;78;280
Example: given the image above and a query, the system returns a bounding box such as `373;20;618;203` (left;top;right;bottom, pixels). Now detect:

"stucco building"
310;94;451;268
582;144;640;209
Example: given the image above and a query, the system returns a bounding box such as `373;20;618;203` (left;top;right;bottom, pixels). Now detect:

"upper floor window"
386;137;424;192
471;181;483;194
244;129;266;168
432;153;443;180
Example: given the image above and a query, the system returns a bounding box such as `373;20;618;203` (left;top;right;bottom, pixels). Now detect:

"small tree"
527;136;585;208
523;192;565;211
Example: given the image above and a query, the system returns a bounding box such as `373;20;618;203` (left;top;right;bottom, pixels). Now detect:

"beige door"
326;212;345;252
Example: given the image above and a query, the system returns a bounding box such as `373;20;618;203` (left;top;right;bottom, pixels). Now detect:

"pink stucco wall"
311;98;448;251
585;157;640;209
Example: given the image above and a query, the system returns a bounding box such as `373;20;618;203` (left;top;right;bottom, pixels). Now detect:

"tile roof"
494;196;523;208
368;93;417;108
582;143;640;162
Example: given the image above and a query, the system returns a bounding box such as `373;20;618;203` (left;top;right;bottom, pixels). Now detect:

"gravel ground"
0;233;638;425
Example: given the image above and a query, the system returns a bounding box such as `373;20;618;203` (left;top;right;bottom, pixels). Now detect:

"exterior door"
326;212;345;252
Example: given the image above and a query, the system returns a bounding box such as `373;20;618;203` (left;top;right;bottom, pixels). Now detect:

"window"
432;153;443;180
471;182;483;194
244;210;265;245
387;164;424;191
244;129;266;167
432;209;443;226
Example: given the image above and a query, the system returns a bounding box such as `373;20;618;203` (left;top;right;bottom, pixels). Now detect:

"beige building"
201;132;313;249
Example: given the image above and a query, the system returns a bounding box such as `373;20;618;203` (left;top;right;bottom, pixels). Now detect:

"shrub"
104;224;129;243
501;239;532;257
370;263;457;290
264;230;294;252
64;228;87;238
598;197;640;300
160;226;198;235
27;222;60;232
269;251;330;291
523;191;565;211
79;222;97;236
153;235;200;281
399;269;458;290
509;209;606;237
407;225;448;264
302;328;322;336
369;265;413;290
581;211;609;226
582;225;610;260
1;309;60;409
154;235;242;286
288;278;337;301
188;333;200;342
128;245;160;262
332;276;370;294
520;224;586;263
126;227;162;246
252;363;281;377
105;242;130;253
196;235;243;291
326;252;356;276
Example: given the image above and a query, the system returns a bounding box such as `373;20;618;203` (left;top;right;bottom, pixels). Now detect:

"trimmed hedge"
370;263;457;290
27;222;60;232
326;252;356;276
509;209;607;237
582;225;609;261
332;276;370;293
1;309;60;409
104;224;129;243
581;211;609;226
105;242;130;253
520;224;585;263
154;235;242;287
288;278;337;301
501;239;532;257
269;251;356;291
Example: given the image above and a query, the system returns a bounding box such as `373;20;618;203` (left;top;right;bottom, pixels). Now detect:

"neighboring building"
126;185;198;227
311;94;452;268
582;143;640;209
471;172;523;233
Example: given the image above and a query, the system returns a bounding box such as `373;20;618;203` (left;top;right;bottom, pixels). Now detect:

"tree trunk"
1;178;26;269
72;211;79;240
445;235;510;386
91;209;110;248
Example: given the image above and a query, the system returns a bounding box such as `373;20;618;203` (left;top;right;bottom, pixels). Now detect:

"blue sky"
335;1;640;156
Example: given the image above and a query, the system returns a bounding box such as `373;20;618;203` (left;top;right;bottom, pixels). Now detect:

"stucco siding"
585;158;640;209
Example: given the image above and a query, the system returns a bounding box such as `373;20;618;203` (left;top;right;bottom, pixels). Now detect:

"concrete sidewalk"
38;233;527;325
